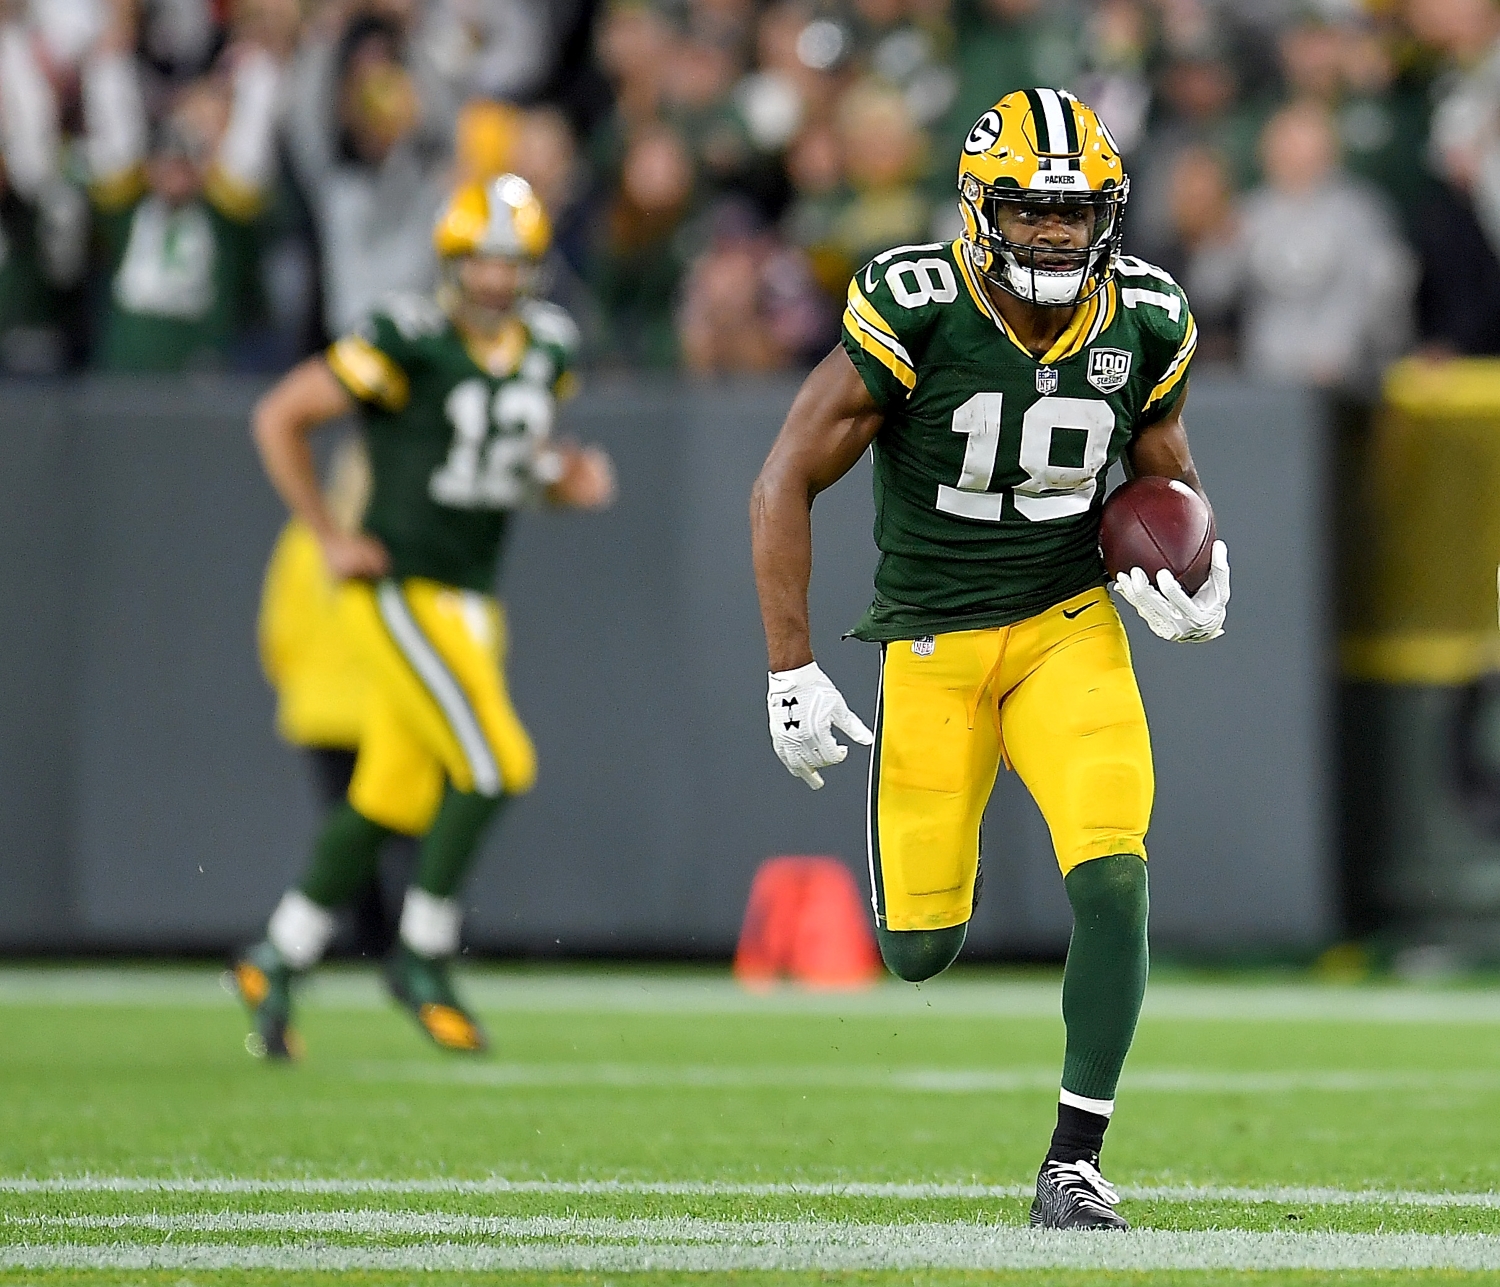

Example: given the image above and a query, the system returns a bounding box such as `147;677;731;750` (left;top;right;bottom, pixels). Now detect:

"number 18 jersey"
326;293;578;593
841;240;1196;642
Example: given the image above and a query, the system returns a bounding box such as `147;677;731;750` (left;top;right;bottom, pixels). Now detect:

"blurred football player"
234;174;613;1059
258;438;412;956
751;89;1230;1229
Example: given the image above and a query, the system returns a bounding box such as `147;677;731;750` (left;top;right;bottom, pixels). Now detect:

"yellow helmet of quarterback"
433;173;551;261
956;88;1128;307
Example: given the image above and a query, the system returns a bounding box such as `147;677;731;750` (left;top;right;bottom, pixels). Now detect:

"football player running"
233;174;613;1058
751;89;1229;1230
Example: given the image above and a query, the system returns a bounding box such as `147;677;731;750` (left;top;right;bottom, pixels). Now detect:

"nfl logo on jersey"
1086;347;1132;394
1035;366;1059;395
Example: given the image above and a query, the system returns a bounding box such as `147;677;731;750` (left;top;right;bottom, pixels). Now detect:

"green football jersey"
327;294;579;593
95;193;261;373
841;239;1196;642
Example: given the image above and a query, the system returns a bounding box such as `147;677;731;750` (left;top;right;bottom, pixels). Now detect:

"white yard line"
0;966;1497;1024
2;1177;1499;1207
347;1059;1500;1095
4;1225;1500;1270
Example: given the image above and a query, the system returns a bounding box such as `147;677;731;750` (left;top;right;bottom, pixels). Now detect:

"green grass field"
2;963;1500;1286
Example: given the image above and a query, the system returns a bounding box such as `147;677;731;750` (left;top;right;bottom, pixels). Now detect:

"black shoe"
226;941;302;1061
384;944;488;1053
1029;1157;1128;1230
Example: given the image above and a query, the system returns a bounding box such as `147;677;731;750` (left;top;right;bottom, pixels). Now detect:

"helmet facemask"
439;254;548;335
960;177;1127;307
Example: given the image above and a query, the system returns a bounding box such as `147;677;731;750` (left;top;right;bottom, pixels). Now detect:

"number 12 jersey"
326;293;579;593
841;239;1196;642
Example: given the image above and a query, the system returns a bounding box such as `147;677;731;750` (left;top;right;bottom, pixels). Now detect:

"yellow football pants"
869;586;1153;931
340;578;537;836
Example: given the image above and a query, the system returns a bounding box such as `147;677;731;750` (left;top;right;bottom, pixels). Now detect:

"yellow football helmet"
957;88;1128;307
433;173;551;261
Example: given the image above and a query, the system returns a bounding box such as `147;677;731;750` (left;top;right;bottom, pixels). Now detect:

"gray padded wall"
0;375;1331;954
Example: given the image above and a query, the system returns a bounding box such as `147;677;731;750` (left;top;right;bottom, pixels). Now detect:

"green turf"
2;963;1499;1284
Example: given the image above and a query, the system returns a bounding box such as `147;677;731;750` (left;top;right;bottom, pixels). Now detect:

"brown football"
1099;476;1215;595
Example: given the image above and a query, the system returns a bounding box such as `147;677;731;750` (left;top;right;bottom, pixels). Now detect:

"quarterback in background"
751;89;1229;1229
233;174;613;1058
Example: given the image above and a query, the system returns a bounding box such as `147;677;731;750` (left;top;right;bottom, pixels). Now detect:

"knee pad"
877;923;968;983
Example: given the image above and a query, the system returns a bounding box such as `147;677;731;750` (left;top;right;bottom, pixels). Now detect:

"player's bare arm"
750;346;880;788
1126;390;1207;501
752;346;882;670
1114;387;1231;642
252;358;391;579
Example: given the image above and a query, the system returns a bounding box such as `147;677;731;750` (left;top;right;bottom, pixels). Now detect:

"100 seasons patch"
1087;346;1132;394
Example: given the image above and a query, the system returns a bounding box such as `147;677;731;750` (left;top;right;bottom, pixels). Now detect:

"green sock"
415;787;507;898
298;803;391;908
1060;854;1149;1101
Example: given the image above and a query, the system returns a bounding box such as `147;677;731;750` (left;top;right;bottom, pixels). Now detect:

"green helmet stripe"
1023;88;1052;154
1059;92;1081;157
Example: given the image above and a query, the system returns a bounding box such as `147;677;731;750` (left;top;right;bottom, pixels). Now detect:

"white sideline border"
1;966;1499;1025
3;1176;1499;1208
346;1059;1500;1095
6;1225;1500;1271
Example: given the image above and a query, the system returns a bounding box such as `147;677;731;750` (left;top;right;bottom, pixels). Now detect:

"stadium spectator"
283;8;455;338
0;0;1459;381
1186;100;1414;390
1160;143;1237;364
829;80;930;272
1277;11;1433;235
937;0;1080;185
781;120;848;301
663;34;780;210
843;0;958;132
748;1;843;132
418;0;556;103
594;2;675;134
0;16;89;373
1127;32;1258;267
677;198;833;373
1411;0;1500;353
588;121;696;368
1074;0;1152;156
84;6;283;371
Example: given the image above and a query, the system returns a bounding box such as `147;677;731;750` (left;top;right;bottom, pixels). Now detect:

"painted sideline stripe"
16;1210;1500;1238
348;1060;1500;1096
0;967;1496;1024
5;1227;1500;1271
2;1178;1499;1207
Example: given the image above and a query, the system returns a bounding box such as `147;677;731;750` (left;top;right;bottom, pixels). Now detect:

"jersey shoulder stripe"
327;334;410;412
1108;254;1194;417
844;279;916;389
329;293;446;411
1145;310;1197;411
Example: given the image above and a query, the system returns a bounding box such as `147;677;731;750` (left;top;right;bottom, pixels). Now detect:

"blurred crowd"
6;0;1500;386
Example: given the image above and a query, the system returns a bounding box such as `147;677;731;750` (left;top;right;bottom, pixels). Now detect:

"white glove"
766;661;874;790
1112;539;1231;643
